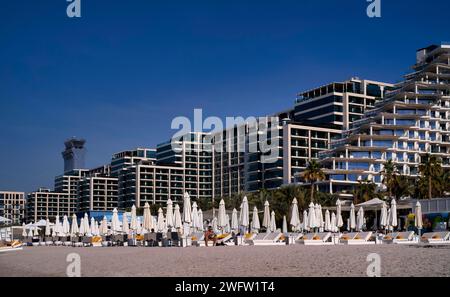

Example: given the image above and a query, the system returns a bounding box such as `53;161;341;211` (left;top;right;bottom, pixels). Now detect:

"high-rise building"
54;169;89;214
26;188;70;223
314;44;450;199
111;148;156;177
0;191;25;224
62;138;86;173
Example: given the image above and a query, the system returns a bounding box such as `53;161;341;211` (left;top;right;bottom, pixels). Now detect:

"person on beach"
204;227;217;247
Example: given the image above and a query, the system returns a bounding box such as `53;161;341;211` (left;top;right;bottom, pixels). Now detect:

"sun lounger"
287;232;303;244
216;233;233;245
383;231;416;244
340;231;375;245
248;231;286;246
45;236;53;246
192;232;207;246
166;232;180;247
297;232;333;245
421;231;450;244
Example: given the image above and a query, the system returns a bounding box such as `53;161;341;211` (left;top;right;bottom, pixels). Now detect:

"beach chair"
248;231;286;246
166;232;180;247
22;237;32;246
82;236;93;247
340;231;375;245
71;236;83;247
287;232;303;244
297;232;333;245
101;235;111;247
383;231;416;244
32;237;40;247
421;231;450;244
144;233;158;247
216;233;233;246
192;232;206;247
45;236;53;246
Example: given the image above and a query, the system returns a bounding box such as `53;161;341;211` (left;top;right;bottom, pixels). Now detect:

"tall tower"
62;138;86;172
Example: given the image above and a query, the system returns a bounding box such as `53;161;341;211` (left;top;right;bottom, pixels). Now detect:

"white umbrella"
143;202;152;233
225;214;231;233
217;199;227;229
45;219;51;237
165;199;174;230
302;210;309;232
83;213;90;236
122;213;130;234
54;216;61;236
70;214;79;236
79;217;85;236
130;205;138;231
324;210;331;232
269;211;277;232
282;215;288;234
99;216;108;236
212;217;219;233
231;208;239;232
336;199;344;229
173;204;182;230
316;204;324;231
182;192;192;224
33;227;39;237
157;208;165;232
191;202;200;231
415;201;423;232
290;198;300;232
349;203;356;231
390;198;398;229
240;196;249;228
330;212;337;233
136;217;143;235
111;208;121;235
251;206;260;232
387;208;393;231
347;218;350;231
380;201;388;229
262;200;270;229
90;217;96;236
308;202;317;230
22;223;27;237
198;209;204;232
356;207;364;231
62;215;70;236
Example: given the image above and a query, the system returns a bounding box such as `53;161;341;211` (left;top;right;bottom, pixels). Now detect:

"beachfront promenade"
1;244;449;277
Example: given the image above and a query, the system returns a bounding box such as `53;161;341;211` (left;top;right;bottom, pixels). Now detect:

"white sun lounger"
420;231;450;244
383;231;416;244
340;232;375;245
287;232;303;244
248;231;286;246
297;232;333;245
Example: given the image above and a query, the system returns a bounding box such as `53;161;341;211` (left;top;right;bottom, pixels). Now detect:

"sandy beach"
1;244;449;277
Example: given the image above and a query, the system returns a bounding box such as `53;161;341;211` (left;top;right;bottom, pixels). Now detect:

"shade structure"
165;198;174;229
83;213;90;236
122;212;130;234
349;203;356;231
27;228;33;237
111;208;122;235
356;207;364;231
143;202;153;233
380;202;388;229
347;218;350;231
302;210;309;232
99;216;108;236
290;198;300;231
251;206;260;232
217;199;227;229
62;215;70;236
157;208;166;232
22;223;27;237
282;215;288;234
356;198;385;209
45;219;51;236
239;196;249;228
79;218;85;236
130;205;138;231
336;199;344;229
190;202;201;231
390;198;398;229
173;204;182;229
324;210;331;232
387;208;393;231
262;200;270;229
269;211;277;232
33;226;39;237
330;212;337;233
231;208;239;232
198;209;204;232
308;202;317;230
70;214;79;236
182;192;192;224
415;201;423;230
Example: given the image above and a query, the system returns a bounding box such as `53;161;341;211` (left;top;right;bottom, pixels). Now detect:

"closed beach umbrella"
387;208;393;231
324;210;331;232
191;202;200;231
198;209;204;232
269;211;276;232
45;219;51;237
231;208;239;232
356;207;364;231
173;204;182;230
183;192;192;224
122;213;130;234
217;199;227;229
212;217;219;233
143;202;152;233
303;210;309;232
22;223;27;237
165;199;174;229
111;208;121;235
79;218;85;236
380;202;388;229
240;196;249;228
330;212;337;233
282;215;288;234
251;206;260;232
317;204;324;231
130;205;138;231
54;216;61;236
290;198;300;232
70;214;79;236
390;198;398;229
336;199;344;229
83;213;90;236
308;202;317;230
136;217;142;235
415;201;423;231
347;218;350;231
90;217;96;236
225;214;231;233
62;215;70;236
262;200;270;229
33;226;39;237
157;208;165;232
101;216;109;235
349;203;356;231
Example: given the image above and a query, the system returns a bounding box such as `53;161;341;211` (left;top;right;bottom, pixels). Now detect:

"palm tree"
302;160;325;203
381;159;398;198
392;175;414;200
419;154;443;199
352;178;377;204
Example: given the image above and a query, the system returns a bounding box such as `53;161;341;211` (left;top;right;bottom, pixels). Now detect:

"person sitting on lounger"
204;227;217;247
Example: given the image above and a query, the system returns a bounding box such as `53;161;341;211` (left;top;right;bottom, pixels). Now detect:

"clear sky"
1;0;449;192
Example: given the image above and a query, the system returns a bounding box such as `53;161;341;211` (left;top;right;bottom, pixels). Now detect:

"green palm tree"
419;154;443;199
381;159;398;198
392;175;414;200
303;160;325;203
352;178;377;204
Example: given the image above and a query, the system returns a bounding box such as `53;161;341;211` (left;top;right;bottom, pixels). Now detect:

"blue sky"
1;0;449;192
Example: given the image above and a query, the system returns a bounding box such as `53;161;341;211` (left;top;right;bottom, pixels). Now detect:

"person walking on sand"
204;226;217;247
